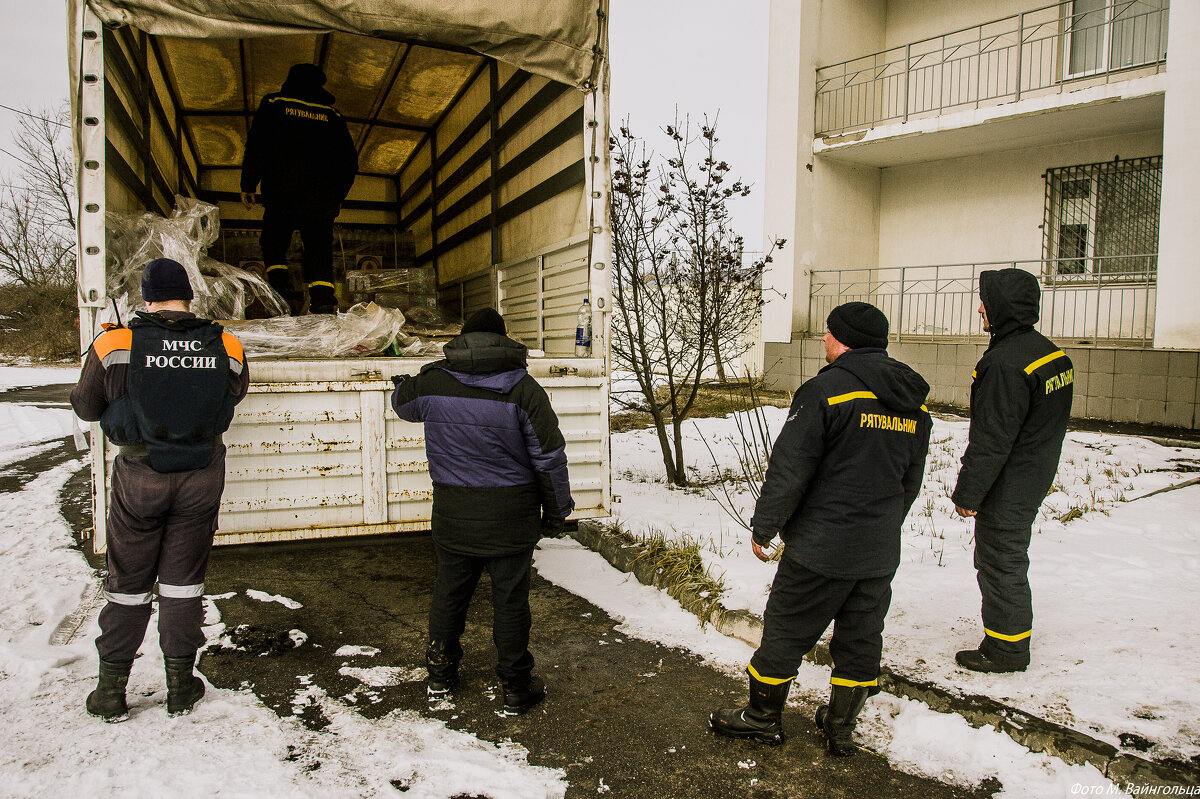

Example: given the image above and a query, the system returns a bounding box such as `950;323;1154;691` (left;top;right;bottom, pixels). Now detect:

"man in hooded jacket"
240;63;359;315
710;302;931;755
952;268;1073;673
390;308;573;715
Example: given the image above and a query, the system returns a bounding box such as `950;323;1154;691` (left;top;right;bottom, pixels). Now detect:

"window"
1066;0;1169;79
1043;156;1161;278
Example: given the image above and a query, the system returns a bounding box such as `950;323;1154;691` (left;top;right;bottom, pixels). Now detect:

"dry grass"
610;380;789;434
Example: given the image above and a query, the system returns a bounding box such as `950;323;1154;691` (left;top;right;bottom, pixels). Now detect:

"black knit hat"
141;258;194;303
462;307;507;336
827;301;888;349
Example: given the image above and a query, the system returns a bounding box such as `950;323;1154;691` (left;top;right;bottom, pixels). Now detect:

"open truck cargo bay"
69;0;612;550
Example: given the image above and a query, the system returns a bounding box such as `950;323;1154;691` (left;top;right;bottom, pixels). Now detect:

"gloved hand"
541;514;567;539
391;374;411;387
751;526;778;548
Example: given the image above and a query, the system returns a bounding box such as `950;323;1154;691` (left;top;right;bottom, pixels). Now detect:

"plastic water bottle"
575;298;592;357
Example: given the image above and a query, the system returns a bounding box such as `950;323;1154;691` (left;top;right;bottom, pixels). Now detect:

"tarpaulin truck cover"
68;0;612;551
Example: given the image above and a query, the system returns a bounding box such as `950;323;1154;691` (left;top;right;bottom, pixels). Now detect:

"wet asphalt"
7;383;988;799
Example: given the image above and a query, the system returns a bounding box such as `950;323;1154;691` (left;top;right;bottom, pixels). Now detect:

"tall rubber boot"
814;685;871;756
86;658;132;722
709;675;791;745
425;640;460;699
164;654;206;717
266;267;301;316
307;283;338;315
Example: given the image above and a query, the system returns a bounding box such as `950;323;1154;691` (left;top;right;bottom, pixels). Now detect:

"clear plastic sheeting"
223;302;409;358
400;306;462;338
105;197;290;322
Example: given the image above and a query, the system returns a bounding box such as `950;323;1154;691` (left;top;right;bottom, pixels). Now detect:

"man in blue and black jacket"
710;302;931;755
952;268;1073;673
391;308;573;715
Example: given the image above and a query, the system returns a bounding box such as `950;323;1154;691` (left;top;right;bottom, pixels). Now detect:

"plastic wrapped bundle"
105;196;289;321
222;303;407;358
401;306;462;337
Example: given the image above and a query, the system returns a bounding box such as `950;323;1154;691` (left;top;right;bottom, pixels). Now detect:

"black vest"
100;313;237;473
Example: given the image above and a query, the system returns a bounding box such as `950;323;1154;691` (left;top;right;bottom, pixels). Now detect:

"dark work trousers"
260;207;335;287
750;548;894;687
95;450;225;663
973;521;1033;667
428;544;536;684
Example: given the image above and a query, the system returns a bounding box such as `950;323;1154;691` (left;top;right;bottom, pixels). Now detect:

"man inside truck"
390;308;574;716
239;63;358;315
71;258;249;722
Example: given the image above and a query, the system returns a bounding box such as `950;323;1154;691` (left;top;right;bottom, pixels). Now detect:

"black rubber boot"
266;268;302;316
709;675;790;745
86;658;132;722
425;640;460;699
815;685;871;756
164;654;206;716
307;283;338;315
502;675;546;716
955;648;1028;673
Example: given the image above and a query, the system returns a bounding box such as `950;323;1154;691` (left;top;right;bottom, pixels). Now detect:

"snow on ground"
0;362;78;391
0;367;566;799
607;405;1200;763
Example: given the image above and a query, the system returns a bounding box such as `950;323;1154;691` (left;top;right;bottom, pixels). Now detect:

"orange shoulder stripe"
93;328;132;361
222;332;245;364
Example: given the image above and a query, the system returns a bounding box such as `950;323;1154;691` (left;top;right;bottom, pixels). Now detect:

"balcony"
815;1;1169;141
808;257;1156;346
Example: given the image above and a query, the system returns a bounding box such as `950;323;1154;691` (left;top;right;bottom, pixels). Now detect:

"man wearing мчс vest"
70;258;249;721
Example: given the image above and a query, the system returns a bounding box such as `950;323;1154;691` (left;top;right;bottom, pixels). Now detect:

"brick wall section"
763;339;1200;430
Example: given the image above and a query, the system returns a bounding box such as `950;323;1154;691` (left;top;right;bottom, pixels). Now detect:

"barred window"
1043;155;1161;279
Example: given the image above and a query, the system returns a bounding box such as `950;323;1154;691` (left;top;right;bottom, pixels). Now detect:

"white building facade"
761;0;1200;429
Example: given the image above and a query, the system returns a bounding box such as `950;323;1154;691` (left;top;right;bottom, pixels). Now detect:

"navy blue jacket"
391;331;574;556
751;349;932;579
952;268;1073;528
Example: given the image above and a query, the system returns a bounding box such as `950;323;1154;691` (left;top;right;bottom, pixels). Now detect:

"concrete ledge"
570;520;1200;789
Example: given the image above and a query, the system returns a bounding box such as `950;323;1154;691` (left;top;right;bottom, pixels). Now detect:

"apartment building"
760;0;1200;428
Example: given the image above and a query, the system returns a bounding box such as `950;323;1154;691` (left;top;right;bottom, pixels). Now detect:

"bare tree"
610;115;783;486
0;104;78;358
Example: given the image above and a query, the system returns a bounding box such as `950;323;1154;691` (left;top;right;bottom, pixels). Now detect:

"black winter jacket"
390;332;574;557
240;81;358;218
751;349;932;579
952;268;1073;528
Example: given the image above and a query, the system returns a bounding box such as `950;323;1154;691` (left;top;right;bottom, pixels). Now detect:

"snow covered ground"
0;363;1176;796
609;405;1200;766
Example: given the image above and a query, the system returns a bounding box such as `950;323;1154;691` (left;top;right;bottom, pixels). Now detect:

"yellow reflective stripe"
308;281;335;290
747;663;795;686
830;677;878;688
266;264;290;273
267;96;337;114
1024;350;1065;375
827;390;876;406
971;369;977;379
984;627;1032;642
920;404;928;413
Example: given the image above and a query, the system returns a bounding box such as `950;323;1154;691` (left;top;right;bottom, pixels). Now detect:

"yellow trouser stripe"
266;264;290;273
830;677;878;688
308;280;335;290
1024;350;1065;374
827;390;876;406
985;627;1032;642
747;663;795;686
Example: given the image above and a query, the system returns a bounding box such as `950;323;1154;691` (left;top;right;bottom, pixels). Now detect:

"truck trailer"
68;0;612;551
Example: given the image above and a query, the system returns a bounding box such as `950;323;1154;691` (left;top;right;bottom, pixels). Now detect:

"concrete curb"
571;520;1199;789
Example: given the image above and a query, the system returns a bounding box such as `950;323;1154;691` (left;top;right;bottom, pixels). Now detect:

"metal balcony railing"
815;1;1169;137
808;257;1157;345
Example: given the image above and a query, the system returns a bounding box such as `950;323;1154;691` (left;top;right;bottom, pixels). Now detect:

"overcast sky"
0;0;769;244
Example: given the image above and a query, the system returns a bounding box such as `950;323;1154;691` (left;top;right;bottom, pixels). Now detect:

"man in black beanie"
71;258;249;721
240;63;359;315
390;307;573;715
711;301;931;755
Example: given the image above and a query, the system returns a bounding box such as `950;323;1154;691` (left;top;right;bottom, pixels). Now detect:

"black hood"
432;331;528;375
980;268;1040;341
130;310;210;331
280;64;336;106
829;348;929;413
